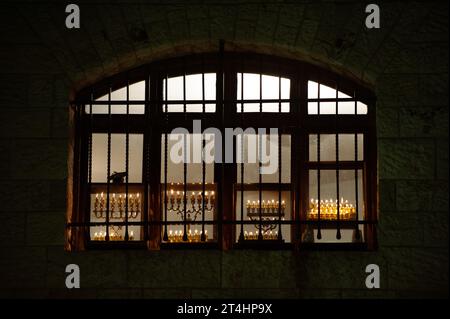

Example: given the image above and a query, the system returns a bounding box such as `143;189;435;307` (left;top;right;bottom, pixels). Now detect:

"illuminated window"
67;53;377;250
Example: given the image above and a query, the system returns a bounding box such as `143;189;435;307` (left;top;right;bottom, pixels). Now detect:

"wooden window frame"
67;51;377;251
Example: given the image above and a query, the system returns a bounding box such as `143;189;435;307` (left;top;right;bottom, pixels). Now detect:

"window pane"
160;133;216;243
163;73;216;113
91;133;143;183
235;190;291;243
236;134;291;183
309;134;363;162
160;133;215;184
85;81;146;114
307;80;366;115
306;169;364;243
237;73;290;112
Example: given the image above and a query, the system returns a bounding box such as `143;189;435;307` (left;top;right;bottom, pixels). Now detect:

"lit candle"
130;230;134;240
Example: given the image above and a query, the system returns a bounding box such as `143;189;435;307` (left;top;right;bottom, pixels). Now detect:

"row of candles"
308;198;356;220
165;229;208;242
93;192;141;218
92;230;135;241
165;189;215;205
244;230;279;240
246;199;286;213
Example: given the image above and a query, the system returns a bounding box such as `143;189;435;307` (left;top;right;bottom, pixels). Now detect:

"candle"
130;230;134;240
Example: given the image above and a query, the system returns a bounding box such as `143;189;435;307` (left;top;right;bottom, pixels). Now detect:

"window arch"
67;52;377;251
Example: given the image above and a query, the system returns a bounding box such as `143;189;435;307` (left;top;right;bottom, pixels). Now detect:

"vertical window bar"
335;83;341;240
258;67;263;241
105;87;111;241
163;72;169;242
125;80;130;241
88;94;93;241
277;75;282;241
201;58;206;242
239;67;245;242
143;74;150;242
182;68;188;242
316;82;321;240
354;92;360;240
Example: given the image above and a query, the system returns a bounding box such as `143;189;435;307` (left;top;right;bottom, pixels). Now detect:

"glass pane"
160;133;217;243
85;81;146;114
338;134;364;161
91;133;143;183
237;73;290;112
309;134;363;162
89;189;143;242
160;133;215;184
163;73;216;113
235;190;291;242
236;134;291;183
307;80;366;115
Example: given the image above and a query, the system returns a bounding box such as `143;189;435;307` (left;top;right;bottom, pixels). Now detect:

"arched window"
67;52;377;251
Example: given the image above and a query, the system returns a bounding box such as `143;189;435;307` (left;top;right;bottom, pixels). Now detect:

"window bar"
88;93;93;241
258;70;263;241
162;72;169;242
354;92;360;240
143;74;150;242
201;59;206;242
238;68;245;242
335;83;341;240
105;87;112;241
277;75;282;241
125;80;130;241
316;82;322;240
182;68;188;242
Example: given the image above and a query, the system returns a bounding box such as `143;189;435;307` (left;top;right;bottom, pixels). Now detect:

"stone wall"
0;0;447;298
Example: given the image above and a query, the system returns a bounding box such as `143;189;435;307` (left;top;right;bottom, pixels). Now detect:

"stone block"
222;250;296;289
0;247;47;289
0;74;28;108
385;247;448;293
436;139;448;180
379;179;396;212
0;212;25;246
47;248;128;289
26;212;65;246
378;212;423;247
420;73;448;106
293;251;388;289
128;250;221;288
0;140;11;178
28;75;54;108
0;109;51;138
0;180;50;211
10;139;67;180
423;212;449;248
396;180;448;212
376;75;420;108
376;108;398;138
379;139;434;179
399;107;448;138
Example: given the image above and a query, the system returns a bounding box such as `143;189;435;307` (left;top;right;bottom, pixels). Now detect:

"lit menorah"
246;199;286;235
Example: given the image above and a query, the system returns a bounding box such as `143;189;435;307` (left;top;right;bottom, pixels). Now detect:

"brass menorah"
93;192;141;219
